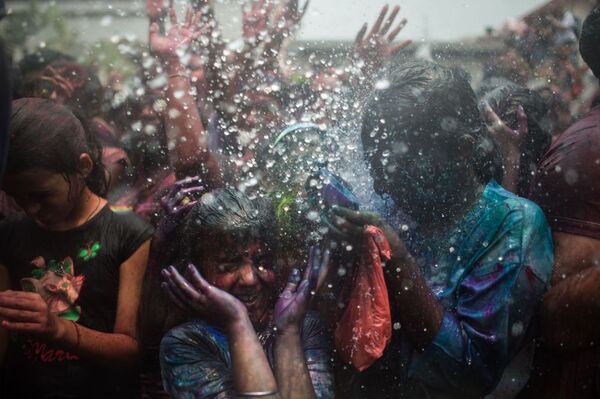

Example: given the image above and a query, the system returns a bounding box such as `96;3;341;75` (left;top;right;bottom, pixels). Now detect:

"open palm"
150;6;206;62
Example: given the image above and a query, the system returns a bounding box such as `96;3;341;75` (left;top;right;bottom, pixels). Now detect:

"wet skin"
196;237;276;328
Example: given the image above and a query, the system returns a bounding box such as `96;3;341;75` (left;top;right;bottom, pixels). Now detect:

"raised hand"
147;0;168;22
149;5;206;64
329;206;408;263
273;246;330;332
483;103;528;157
270;0;309;38
353;4;411;73
161;264;249;330
160;176;205;217
243;0;274;42
483;103;528;192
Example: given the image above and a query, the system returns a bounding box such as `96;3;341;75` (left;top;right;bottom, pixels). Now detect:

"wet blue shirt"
348;181;554;398
160;312;334;399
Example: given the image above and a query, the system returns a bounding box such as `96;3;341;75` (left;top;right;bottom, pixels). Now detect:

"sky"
294;0;549;41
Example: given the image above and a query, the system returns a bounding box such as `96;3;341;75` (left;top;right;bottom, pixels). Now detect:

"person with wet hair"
0;98;153;398
523;5;600;399
139;188;334;398
480;82;552;196
330;59;554;398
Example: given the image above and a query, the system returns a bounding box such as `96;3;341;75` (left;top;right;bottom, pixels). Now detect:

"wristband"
236;390;278;397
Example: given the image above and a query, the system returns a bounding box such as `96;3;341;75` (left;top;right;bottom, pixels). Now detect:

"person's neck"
416;182;485;236
52;188;106;231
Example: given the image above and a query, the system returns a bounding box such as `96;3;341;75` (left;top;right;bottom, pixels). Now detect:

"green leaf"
31;268;45;279
58;306;81;322
62;258;74;275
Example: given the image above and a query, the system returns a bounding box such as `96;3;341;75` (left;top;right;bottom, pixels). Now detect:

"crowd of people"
1;0;600;398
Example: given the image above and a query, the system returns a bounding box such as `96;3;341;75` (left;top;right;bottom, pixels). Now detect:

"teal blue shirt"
348;181;554;398
409;180;554;397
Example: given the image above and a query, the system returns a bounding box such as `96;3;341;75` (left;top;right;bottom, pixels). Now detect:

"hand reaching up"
243;0;274;42
147;0;169;22
149;5;207;66
273;245;330;332
353;4;411;73
270;0;309;38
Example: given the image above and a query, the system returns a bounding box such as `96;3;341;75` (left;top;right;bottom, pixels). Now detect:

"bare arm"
482;104;528;195
0;263;9;365
0;240;150;367
149;6;223;186
540;265;600;353
540;232;600;353
274;329;315;399
163;265;280;398
228;317;279;397
331;208;444;348
273;248;331;399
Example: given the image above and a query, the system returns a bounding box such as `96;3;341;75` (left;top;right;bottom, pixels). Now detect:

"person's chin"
246;298;271;326
32;215;58;229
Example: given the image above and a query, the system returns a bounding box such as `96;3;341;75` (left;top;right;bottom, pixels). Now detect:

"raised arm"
351;5;411;88
483;103;529;194
330;205;553;396
273;247;333;399
0;263;9;365
149;6;222;186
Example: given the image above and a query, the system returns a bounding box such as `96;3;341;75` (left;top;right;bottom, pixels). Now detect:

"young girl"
0;98;153;398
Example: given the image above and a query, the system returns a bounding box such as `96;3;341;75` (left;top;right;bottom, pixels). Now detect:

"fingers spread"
390;39;412;55
381;5;400;36
192;10;203;28
368;4;389;38
281;268;301;298
299;0;310;20
161;282;192;312
165;266;201;301
169;6;178;26
354;23;368;46
388;18;407;42
184;7;193;27
187;264;211;294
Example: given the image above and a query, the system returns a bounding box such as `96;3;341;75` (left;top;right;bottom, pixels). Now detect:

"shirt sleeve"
301;312;335;399
408;203;554;397
160;322;236;399
114;211;154;263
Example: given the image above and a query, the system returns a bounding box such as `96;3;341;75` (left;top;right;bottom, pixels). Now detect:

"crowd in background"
1;0;600;398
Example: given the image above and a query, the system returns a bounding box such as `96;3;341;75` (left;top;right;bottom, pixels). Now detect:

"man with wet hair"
524;5;600;399
330;59;553;398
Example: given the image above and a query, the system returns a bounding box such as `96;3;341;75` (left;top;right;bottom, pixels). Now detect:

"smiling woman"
138;188;334;399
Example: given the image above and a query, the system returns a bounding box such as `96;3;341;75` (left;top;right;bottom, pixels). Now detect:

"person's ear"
78;153;94;178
